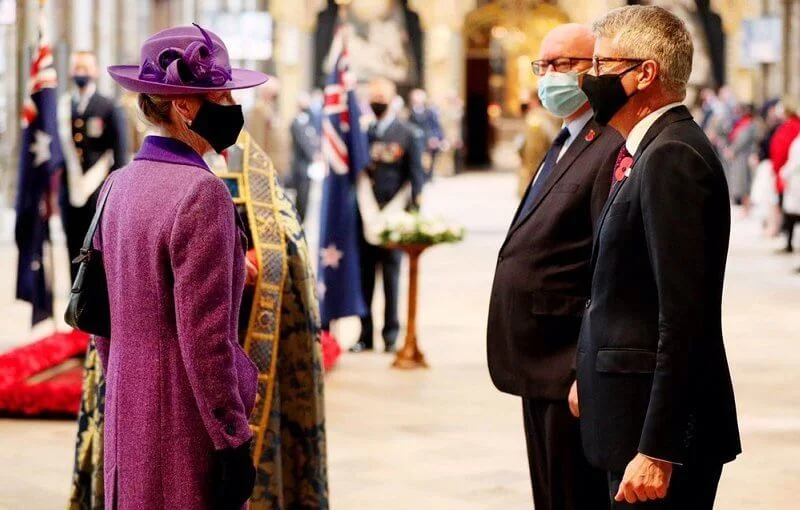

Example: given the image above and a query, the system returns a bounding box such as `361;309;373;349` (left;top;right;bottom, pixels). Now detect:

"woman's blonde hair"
137;93;173;126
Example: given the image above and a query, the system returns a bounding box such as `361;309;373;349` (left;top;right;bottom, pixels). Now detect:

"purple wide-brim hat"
108;24;268;95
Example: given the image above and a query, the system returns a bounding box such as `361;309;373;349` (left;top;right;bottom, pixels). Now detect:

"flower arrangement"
379;212;465;246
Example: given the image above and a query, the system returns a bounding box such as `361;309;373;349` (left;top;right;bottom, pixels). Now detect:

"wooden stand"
383;243;432;369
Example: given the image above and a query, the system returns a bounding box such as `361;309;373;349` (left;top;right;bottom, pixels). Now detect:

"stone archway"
462;0;568;168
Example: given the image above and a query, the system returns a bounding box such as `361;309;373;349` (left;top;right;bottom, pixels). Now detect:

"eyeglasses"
592;57;646;75
531;57;593;77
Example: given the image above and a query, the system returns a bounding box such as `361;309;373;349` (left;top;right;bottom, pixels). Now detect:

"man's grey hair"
592;5;693;98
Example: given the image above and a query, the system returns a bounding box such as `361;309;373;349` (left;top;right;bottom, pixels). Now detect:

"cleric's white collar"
625;102;683;156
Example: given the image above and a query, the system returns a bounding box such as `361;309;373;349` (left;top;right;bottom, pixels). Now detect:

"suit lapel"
589;106;694;269
504;120;602;243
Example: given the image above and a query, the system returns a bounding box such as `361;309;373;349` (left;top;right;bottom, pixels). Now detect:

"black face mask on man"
370;102;389;119
73;75;91;89
188;100;244;153
580;62;643;126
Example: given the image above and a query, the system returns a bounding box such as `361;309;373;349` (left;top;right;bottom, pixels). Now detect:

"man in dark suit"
289;92;320;222
576;6;741;508
408;89;444;180
60;51;127;282
350;77;425;354
487;24;623;510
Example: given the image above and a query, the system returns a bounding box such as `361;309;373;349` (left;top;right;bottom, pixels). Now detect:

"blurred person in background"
246;80;289;179
780;134;800;263
724;103;756;211
349;77;425;354
769;97;800;253
750;99;782;234
408;88;444;181
516;89;560;197
289;92;321;222
703;86;734;159
59;51;127;283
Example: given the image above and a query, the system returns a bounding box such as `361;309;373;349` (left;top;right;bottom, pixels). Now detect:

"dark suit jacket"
367;118;425;207
60;91;128;209
487;117;623;400
576;106;741;471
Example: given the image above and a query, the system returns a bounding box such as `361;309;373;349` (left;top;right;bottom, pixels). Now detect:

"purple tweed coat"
93;136;258;509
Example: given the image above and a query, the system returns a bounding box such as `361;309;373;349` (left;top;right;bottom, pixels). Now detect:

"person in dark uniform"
59;51;127;282
350;77;425;354
289;92;320;222
408;88;444;181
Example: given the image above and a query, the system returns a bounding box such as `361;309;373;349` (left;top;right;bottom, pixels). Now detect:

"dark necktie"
609;146;633;197
516;127;571;225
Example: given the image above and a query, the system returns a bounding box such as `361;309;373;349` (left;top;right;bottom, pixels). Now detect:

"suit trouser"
522;398;609;510
359;239;401;347
61;200;97;284
607;460;722;509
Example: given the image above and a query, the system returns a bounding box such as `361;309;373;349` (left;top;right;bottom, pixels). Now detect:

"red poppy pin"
585;130;596;142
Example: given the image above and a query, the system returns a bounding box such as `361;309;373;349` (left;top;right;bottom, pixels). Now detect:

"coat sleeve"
637;142;716;464
168;177;253;451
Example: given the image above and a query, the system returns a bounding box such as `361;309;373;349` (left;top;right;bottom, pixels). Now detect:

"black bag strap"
73;182;114;263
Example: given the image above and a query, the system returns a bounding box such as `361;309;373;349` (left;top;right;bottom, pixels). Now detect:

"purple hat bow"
138;23;232;88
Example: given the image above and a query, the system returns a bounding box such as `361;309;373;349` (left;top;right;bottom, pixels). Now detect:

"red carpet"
0;330;341;417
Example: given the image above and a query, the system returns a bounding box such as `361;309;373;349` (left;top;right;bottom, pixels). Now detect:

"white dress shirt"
625;102;684;156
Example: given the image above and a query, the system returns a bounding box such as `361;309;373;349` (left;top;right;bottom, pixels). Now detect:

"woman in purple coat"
90;25;269;509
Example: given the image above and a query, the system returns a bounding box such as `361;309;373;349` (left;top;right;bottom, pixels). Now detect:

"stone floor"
0;170;798;509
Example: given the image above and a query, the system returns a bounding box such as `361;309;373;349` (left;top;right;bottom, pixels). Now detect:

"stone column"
270;0;317;128
409;0;477;175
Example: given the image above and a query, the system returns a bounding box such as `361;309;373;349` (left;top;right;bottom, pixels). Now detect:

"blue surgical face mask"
538;71;589;118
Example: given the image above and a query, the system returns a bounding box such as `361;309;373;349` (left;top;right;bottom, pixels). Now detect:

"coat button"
498;254;504;263
74;133;84;143
74;118;84;128
225;423;236;436
585;299;592;309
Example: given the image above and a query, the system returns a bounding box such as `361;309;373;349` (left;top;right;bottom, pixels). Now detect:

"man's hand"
568;380;579;417
615;453;672;504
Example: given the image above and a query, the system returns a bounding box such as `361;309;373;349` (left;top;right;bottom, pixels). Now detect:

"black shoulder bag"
64;183;113;337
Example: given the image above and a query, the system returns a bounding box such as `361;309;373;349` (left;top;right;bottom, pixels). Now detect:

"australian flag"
15;27;63;325
317;35;369;324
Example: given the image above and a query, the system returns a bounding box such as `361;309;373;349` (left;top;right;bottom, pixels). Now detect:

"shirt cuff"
640;453;683;466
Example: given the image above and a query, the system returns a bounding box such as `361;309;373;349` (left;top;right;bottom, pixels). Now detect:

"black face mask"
580;63;643;125
370;102;388;119
73;75;91;89
189;100;244;153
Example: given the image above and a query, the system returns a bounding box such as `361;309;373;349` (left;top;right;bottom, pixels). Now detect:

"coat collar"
134;136;210;171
